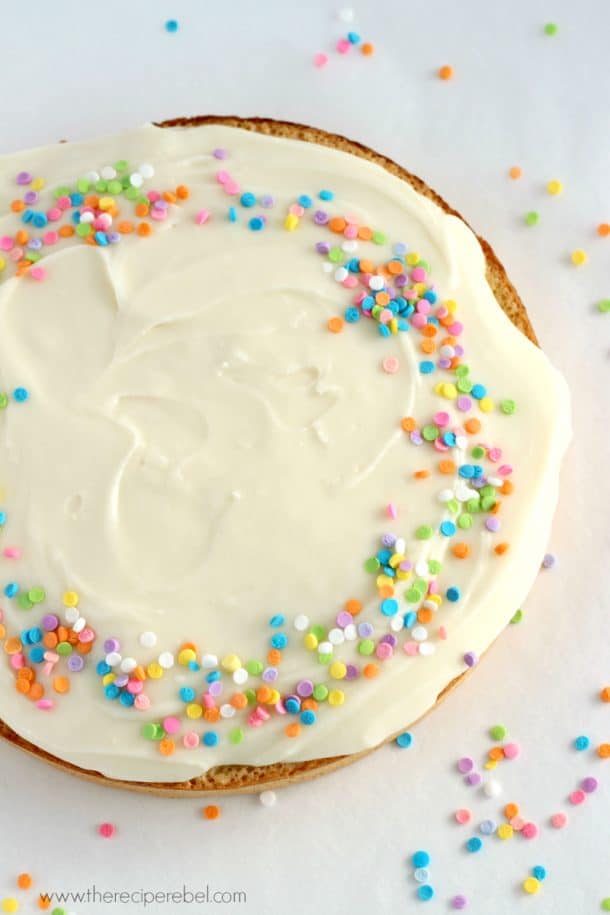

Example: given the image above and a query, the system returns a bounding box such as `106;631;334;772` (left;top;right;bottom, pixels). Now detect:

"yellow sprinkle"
479;396;494;413
441;383;458;399
444;299;458;314
147;661;164;679
62;590;79;607
0;257;6;272
406;252;420;266
396;569;410;580
284;214;299;231
31;177;45;191
547;179;563;195
523;877;540;895
178;648;197;666
389;318;398;334
571;249;588;266
484;759;498;770
329;661;347;680
268;688;280;704
328;689;345;706
186;703;203;719
376;574;394;589
497;823;513;840
1;899;19;914
303;633;318;651
221;653;242;672
102;673;115;687
389;553;404;568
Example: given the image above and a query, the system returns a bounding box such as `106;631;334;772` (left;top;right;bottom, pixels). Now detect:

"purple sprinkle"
454;344;464;357
395;274;408;287
16;171;32;186
358;622;374;638
457;756;474;773
103;638;120;653
471;478;486;489
542;553;557;569
379;633;397;647
262;667;278;682
581;776;598;793
28;238;43;250
296;679;313;698
485;517;501;532
67;654;85;672
466;771;482;786
42;614;59;631
345;664;359;680
313;210;329;225
437;358;452;369
107;231;121;244
452;895;468;910
336;610;353;628
315;241;330;255
399;560;413;572
24;190;39;204
114;674;129;688
464;651;478;668
213;148;229;160
209;680;222;697
457;395;472;412
153;198;168;210
410;430;423;445
259;194;274;208
381;532;396;547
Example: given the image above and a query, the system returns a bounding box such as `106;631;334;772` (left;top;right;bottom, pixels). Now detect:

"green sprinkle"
76;178;90;194
422;424;439;441
372;231;387;245
447;498;460;515
490;724;508;741
229;727;245;745
76;223;92;238
525;211;540;226
417;260;430;271
510;609;523;624
501;399;517;414
405;587;421;603
309;624;326;641
141;722;160;740
455;364;469;377
244;688;256;705
544;22;558;36
358;638;375;656
364;557;380;573
245;659;263;676
466;497;480;513
457;513;473;529
428;559;442;574
601;898;610;912
0;393;8;409
471;445;486;459
17;593;33;610
318;653;332;665
54;185;72;199
457;377;472;393
480;485;496;498
416;524;434;540
114;159;129;172
481;495;496;512
94;179;108;193
597;299;610;314
56;642;72;656
313;684;329;701
125;185;139;200
328;247;344;263
108;180;122;195
413;578;428;595
26;251;41;263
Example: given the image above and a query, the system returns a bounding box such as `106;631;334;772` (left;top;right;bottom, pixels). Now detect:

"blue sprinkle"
395;731;413;748
228;206;237;222
422;290;437;303
466;837;483;853
412;851;430;868
248;216;264;231
22;209;34;224
240;192;256;207
0;512;6;525
404;611;417;628
347;31;361;44
13;387;29;402
319;189;334;201
458;464;475;479
419;361;435;374
72;211;81;224
28;627;42;643
377;549;392;564
394;242;408;256
440;521;456;537
378;324;391;338
443;431;456;447
202;731;219;747
271;632;288;649
29;646;45;663
362;294;375;310
344;306;360;323
574;735;590;751
94;231;108;246
479;819;496;835
165;19;179;32
32;213;48;228
179;686;196;702
300;709;316;725
380;598;399;616
70;192;84;206
206;670;221;683
417;886;434;902
532;866;546;882
187;660;200;671
96;660;111;676
104;683;121;700
4;582;19;598
471;383;487;400
269;614;286;628
298;194;313;208
285;697;301;714
446;586;461;602
119;691;135;706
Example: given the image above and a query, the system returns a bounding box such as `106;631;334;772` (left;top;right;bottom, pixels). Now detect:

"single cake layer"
0;123;570;782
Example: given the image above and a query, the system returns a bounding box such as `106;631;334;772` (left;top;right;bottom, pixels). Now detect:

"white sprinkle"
220;704;236;718
419;642;436;655
411;625;428;642
79;211;95;224
64;607;79;624
293;614;309;631
438;488;454;503
233;667;249;685
318;641;333;655
85;170;100;183
105;651;122;667
120;657;137;673
483;779;503;798
369;275;384;291
334;266;348;283
72;616;86;633
342;240;358;252
100;165;117;180
259;790;277;807
415;559;428;577
395;537;406;553
343;623;357;640
390;616;404;632
158;651;174;669
338;7;355;23
139;631;157;648
328;628;345;645
201;653;218;668
138;162;155;179
129;172;143;188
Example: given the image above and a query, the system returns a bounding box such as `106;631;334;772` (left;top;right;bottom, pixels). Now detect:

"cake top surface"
0;123;570;782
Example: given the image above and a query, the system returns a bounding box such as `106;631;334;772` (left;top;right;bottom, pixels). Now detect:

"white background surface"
0;1;609;913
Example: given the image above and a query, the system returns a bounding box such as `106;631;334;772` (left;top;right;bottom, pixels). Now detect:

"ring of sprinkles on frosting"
0;140;521;761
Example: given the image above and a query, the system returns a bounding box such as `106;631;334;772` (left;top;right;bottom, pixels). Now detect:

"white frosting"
0;124;570;782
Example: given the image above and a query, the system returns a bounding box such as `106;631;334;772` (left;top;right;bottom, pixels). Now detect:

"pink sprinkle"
0;236;14;251
522;821;538;839
403;640;418;656
56;196;71;211
343;224;358;239
98;822;115;838
569;789;586;805
382;356;400;374
43;231;59;246
150;208;168;221
503;742;521;760
376;641;393;660
498;464;513;476
30;266;46;281
9;247;23;262
134;694;150;710
336;38;351;53
510;815;525;831
411;313;427;329
455;808;471;824
314;52;329;68
126;679;143;694
216;170;231;185
386;502;398;519
147;190;161;203
162;716;181;735
433;411;450;427
342;275;358;288
289;203;305;217
3;547;21;559
78;627;95;643
487;447;502;462
550;812;567;829
411;266;426;282
36;699;54;710
438;626;448;639
195;209;210;225
10;653;24;670
224;180;240;196
46;207;62;222
183;731;199;749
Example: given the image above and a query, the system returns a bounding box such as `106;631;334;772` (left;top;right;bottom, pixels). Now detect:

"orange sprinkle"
420;339;436;354
414;469;431;480
328;216;347;233
38;896;51;910
301;698;318;712
504;802;519;819
203;804;220;820
17;874;33;890
15;229;29;246
387;259;403;275
75;641;92;654
488;746;505;761
158;738;176;756
358;258;374;274
118;221;134;234
133;665;147;681
4;637;22;655
85;195;99;208
230;692;248;710
204;707;220;722
176;185;190;200
417;608;433;624
375;291;390;306
163;191;177;204
600;687;610;703
137;222;152;237
345;598;362;616
438;65;454;80
597;223;610;237
500;480;514;495
16;667;34;681
509;166;523;180
378;585;394;599
285;722;301;738
452;542;471;559
361;42;374;55
363;663;379;678
267;648;282;666
0;623;5;639
438;459;456;474
357;226;373;241
42;632;58;649
135;202;149;218
494;542;510;555
57;626;68;642
464;418;481;434
422;323;438;337
597;743;610;758
10;200;25;213
58;225;74;238
15;678;31;695
29;683;44;700
256;686;272;703
53;676;70;694
401;416;417;433
327;316;344;333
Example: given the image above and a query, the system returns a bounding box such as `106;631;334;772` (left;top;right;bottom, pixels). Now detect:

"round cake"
0;116;570;794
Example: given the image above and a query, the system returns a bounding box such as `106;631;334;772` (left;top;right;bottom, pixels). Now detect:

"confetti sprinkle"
259;790;277;807
396;731;413;748
16;876;32;890
98;822;115;838
543;22;558;36
165;19;179;32
597;299;610;314
571;249;588;266
525;211;540;226
509;166;523;180
438;65;454;80
203;804;220;820
541;552;557;569
547;179;563;195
